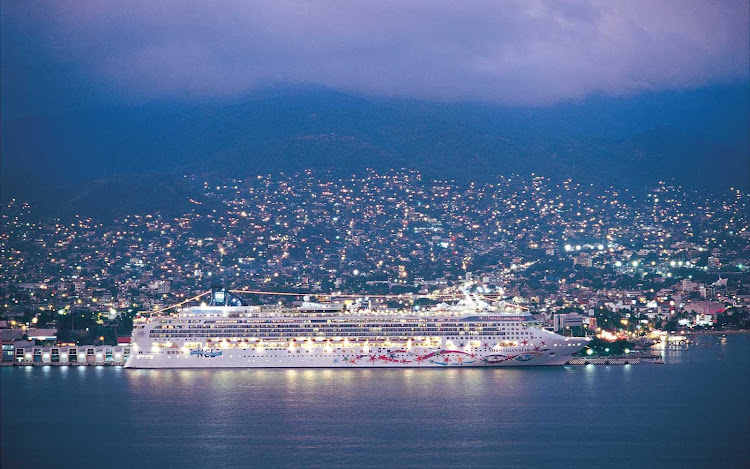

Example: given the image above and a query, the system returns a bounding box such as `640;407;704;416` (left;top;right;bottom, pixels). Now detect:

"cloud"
2;0;748;112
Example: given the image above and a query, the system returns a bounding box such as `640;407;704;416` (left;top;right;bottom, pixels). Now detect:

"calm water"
2;335;749;469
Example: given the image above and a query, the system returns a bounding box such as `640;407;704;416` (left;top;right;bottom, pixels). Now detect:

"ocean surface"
2;334;749;469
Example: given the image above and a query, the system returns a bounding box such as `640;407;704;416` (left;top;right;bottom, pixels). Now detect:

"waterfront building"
7;344;130;364
553;313;584;332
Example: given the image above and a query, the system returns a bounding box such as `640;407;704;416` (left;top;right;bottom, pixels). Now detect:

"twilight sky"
1;0;748;118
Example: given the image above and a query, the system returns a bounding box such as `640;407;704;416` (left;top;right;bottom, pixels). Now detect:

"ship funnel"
209;286;247;306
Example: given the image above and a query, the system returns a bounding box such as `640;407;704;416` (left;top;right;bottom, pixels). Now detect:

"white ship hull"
126;340;583;368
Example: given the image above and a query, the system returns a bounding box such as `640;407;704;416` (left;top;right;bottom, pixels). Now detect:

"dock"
1;361;125;367
1;344;131;366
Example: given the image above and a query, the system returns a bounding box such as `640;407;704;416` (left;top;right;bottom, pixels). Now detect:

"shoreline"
681;329;750;336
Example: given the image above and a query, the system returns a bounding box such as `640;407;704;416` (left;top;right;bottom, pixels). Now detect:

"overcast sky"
2;0;748;117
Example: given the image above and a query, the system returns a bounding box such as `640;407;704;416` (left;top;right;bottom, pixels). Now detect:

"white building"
681;279;699;292
554;313;584;332
26;328;57;341
148;280;170;294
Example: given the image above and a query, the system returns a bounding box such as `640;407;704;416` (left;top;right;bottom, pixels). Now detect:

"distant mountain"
2;86;748;217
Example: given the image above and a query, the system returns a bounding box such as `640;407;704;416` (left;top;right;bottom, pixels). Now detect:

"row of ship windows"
151;327;520;333
162;350;529;358
155;323;523;329
161;319;207;324
162;316;527;324
149;332;531;339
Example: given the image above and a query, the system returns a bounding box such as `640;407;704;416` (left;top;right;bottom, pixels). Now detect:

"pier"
1;361;125;367
1;344;130;366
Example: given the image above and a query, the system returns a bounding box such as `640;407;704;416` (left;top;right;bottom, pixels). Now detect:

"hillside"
2;86;748;218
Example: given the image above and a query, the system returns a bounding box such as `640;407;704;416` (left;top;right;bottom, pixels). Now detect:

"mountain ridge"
2;86;748;218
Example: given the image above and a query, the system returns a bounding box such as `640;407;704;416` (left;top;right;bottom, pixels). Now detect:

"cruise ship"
125;288;588;368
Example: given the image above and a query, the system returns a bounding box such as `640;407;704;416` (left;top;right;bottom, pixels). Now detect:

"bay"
2;334;749;468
